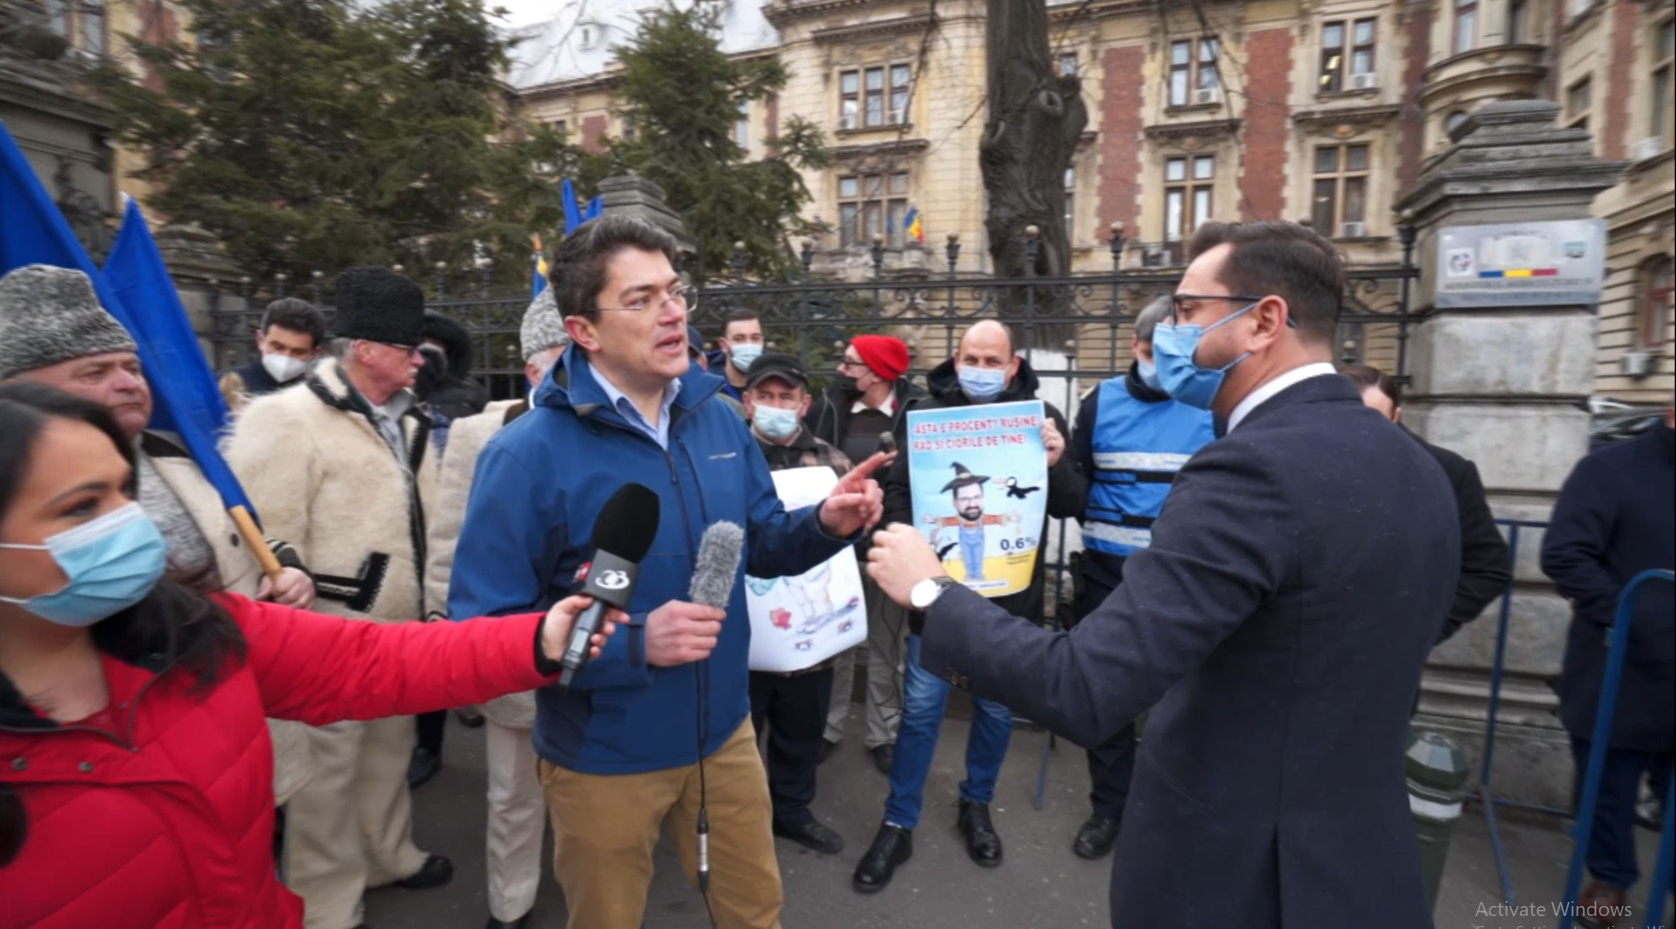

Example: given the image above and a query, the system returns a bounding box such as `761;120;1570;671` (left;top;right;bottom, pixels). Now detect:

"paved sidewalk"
366;710;1669;928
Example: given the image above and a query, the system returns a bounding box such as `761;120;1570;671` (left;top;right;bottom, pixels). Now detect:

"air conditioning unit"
1567;0;1595;18
1142;246;1171;267
1194;87;1222;105
889;107;906;125
1620;349;1654;378
1632;136;1664;161
1338;221;1368;238
1349;72;1378;91
838;114;857;131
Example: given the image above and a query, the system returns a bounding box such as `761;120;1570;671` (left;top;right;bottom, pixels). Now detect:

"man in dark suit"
1340;363;1511;645
866;220;1460;929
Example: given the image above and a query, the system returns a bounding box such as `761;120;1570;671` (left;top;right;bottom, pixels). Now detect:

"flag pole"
229;505;285;581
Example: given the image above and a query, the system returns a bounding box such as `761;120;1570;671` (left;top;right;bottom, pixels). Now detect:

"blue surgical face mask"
752;403;801;441
1136;356;1163;391
0;503;167;627
1151;301;1259;410
728;343;763;373
957;365;1007;402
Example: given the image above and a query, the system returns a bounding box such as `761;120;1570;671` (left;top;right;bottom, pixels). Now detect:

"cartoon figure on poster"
906;400;1048;598
746;466;868;672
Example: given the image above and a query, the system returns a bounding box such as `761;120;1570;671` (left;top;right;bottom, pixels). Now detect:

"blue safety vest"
1082;378;1216;557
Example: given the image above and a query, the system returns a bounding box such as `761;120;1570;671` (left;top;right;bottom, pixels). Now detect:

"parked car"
1587;397;1666;450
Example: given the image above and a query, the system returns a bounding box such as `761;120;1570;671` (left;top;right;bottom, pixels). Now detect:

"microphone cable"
695;657;718;929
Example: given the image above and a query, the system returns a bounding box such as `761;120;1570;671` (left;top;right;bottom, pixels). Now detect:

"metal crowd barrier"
1557;569;1675;929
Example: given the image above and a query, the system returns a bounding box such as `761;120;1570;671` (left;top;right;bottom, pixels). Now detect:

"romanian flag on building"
905;207;925;244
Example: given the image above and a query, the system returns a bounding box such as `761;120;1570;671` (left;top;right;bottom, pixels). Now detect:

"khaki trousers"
284;715;428;929
539;719;783;929
484;719;546;921
826;576;908;749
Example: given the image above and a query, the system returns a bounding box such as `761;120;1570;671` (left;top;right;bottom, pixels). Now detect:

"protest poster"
906;399;1048;598
746;466;868;673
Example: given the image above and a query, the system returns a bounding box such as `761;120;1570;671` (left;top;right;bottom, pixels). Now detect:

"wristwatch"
910;576;958;611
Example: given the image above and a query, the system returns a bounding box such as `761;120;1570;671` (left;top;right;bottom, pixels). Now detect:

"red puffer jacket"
0;594;556;929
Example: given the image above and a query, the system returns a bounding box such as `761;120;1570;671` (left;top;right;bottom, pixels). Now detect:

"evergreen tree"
94;0;595;283
610;2;832;281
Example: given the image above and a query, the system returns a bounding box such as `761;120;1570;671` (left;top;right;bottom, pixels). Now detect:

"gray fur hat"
520;287;569;361
0;265;137;380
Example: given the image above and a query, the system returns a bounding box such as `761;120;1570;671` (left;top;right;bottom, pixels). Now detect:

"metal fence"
207;226;1419;402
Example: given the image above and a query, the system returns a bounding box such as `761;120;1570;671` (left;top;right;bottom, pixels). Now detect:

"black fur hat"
332;268;425;346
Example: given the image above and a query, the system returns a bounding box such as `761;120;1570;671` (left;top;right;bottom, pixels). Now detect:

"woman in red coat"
0;383;621;929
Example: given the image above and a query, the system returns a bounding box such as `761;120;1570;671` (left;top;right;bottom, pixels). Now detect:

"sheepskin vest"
225;358;437;623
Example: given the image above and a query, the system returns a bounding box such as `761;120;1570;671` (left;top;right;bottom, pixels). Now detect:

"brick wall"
1397;2;1434;196
1601;0;1640;160
581;114;608;154
1096;44;1144;240
1240;27;1293;221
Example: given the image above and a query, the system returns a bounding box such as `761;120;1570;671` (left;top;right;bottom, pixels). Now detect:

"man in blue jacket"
1066;295;1216;861
449;216;887;929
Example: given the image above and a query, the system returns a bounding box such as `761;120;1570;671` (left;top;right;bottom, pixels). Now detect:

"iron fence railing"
208;227;1419;402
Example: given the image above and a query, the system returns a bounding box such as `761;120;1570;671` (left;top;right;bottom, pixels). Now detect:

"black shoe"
818;738;839;765
394;854;453;889
870;743;895;775
455;707;486;729
852;823;912;893
774;818;845;854
484;915;529;929
958;800;1002;867
1071;814;1120;860
407;747;441;790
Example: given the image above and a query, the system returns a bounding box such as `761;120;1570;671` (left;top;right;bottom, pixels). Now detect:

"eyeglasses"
373;341;422;356
598;283;694;314
1169;293;1297;329
836;358;868;373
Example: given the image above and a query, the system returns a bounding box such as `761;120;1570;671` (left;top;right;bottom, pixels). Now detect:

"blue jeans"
883;635;1013;830
1569;736;1674;889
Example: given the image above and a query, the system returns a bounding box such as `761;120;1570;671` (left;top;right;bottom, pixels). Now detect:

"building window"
1064;167;1076;241
46;0;104;54
553;119;568;142
1059;53;1078;77
1454;0;1478;54
838;172;910;247
1509;0;1530;42
1319;18;1378;93
1168;38;1220;107
734;101;750;150
891;64;912;124
1565;78;1592;131
1164;155;1214;242
840;65;911;129
622;114;637;143
1654;19;1674;148
1446;110;1470;135
1313;144;1370;237
840;71;859;130
1639;256;1673;349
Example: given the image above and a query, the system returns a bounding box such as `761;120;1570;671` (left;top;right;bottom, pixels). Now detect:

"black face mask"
414;345;448;401
833;374;860;396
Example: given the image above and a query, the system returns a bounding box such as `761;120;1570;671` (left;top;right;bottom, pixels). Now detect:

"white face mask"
262;353;308;383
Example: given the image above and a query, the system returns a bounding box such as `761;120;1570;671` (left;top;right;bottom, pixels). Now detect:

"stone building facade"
508;0;1674;401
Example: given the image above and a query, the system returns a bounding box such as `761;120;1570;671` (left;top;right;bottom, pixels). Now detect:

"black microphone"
557;482;660;688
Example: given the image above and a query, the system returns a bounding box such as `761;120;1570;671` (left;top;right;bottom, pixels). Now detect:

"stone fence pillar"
1397;100;1625;809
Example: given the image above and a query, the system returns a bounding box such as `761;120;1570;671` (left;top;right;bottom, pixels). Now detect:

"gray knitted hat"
0;265;137;380
520;287;569;361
